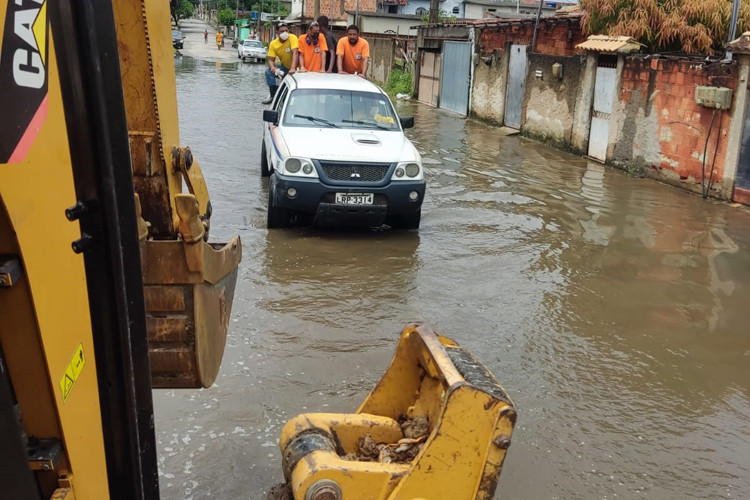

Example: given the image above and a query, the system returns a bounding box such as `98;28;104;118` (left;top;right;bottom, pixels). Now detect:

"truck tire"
261;141;270;177
267;190;290;228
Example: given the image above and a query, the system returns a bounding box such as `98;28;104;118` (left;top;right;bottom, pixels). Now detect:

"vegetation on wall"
383;69;414;98
580;0;750;54
421;9;456;24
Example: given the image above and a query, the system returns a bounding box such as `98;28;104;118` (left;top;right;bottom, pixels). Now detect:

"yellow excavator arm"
111;0;241;388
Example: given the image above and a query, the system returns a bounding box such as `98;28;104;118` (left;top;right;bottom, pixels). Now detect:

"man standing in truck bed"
317;15;338;73
337;24;369;78
298;21;328;73
263;22;299;104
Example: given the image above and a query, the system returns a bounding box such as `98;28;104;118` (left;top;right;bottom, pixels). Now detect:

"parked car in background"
238;39;266;63
172;29;185;49
261;73;425;229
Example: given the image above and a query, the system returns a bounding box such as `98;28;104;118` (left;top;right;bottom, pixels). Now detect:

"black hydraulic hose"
706;110;723;197
701;109;718;199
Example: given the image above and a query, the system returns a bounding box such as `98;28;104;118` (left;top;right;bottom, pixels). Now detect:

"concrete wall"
611;57;739;198
416;18;749;202
521;53;586;149
356;33;416;85
470;48;508;124
465;3;552;19
398;0;430;16
355;15;420;36
369;37;396;83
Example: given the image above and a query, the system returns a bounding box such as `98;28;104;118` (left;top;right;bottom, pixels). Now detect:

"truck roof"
288;73;385;94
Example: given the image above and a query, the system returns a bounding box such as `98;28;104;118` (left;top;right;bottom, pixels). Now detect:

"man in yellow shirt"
298;21;328;73
337;25;369;78
264;23;299;104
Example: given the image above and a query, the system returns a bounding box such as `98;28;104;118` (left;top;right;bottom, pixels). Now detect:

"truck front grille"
318;162;392;183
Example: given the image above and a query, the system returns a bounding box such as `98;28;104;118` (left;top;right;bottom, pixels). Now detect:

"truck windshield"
283;89;400;130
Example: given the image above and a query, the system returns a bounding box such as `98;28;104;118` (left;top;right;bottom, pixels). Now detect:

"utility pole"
315;0;320;18
429;0;439;24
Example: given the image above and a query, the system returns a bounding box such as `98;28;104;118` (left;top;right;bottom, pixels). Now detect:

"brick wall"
612;57;738;197
304;0;376;20
477;19;585;57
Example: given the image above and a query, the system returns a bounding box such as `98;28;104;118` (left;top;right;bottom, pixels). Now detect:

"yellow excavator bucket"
112;0;242;387
278;324;516;500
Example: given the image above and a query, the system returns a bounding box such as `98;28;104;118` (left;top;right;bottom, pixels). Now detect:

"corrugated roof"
576;35;643;53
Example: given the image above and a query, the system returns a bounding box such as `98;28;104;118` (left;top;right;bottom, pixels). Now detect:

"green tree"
218;8;236;27
421;9;455;24
170;0;194;27
580;0;750;54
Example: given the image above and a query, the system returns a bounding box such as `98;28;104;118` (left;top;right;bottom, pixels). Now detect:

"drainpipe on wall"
724;0;741;61
468;27;476;117
531;0;543;52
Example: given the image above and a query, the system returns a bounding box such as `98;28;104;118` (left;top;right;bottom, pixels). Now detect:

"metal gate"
735;94;750;201
439;41;472;115
588;54;618;162
504;44;528;129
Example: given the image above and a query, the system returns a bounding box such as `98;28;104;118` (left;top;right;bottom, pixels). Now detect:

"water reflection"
404;103;750;498
262;227;421;329
156;59;750;500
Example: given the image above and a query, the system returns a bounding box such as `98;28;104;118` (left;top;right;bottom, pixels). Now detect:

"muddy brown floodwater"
154;49;750;499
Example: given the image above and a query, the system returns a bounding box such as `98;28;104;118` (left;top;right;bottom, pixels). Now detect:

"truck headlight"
392;161;423;181
405;163;420;177
286;158;301;173
282;157;317;177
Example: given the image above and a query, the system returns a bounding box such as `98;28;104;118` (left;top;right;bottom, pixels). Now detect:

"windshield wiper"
293;114;339;128
342;119;390;130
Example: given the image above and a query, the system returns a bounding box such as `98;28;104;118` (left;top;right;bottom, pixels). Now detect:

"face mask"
279;32;289;41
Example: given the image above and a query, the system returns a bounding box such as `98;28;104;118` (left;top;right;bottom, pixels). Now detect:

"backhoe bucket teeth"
140;236;241;388
278;324;516;500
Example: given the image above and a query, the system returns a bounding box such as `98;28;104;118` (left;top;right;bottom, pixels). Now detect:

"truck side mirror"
400;116;414;129
263;109;279;124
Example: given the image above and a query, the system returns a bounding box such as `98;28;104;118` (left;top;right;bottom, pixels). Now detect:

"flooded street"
154;51;750;499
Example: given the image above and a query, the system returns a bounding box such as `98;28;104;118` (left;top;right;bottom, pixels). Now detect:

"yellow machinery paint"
0;0;241;496
108;0;242;389
0;1;109;497
279;324;517;500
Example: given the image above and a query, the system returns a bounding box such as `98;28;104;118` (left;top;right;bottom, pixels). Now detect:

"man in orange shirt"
298;21;328;73
337;25;369;78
